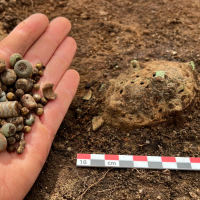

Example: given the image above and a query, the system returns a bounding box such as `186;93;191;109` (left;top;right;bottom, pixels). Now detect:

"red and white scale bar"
77;154;200;170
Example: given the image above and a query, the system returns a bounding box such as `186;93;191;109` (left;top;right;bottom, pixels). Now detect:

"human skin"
0;13;79;200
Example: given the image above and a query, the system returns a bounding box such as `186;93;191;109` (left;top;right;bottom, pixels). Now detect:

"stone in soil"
92;116;104;131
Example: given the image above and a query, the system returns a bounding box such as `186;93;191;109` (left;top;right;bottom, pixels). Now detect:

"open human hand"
0;13;79;200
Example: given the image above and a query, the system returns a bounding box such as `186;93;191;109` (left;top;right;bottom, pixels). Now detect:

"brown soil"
1;0;200;199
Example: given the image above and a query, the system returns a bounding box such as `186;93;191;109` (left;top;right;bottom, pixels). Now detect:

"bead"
14;60;33;78
25;114;35;126
21;94;37;110
32;68;38;76
15;78;28;92
2;123;16;137
36;107;44;116
23;126;31;133
26;78;34;92
1;69;17;85
37;103;44;108
33;76;40;83
9;53;23;68
40;97;48;105
21;107;29;115
17;140;26;154
42;83;57;100
38;70;43;77
17;102;23;110
0;101;20;118
36;62;43;70
33;83;40;90
7;137;16;145
14;133;20;142
7;145;16;152
0;119;7;126
16;124;24;132
15;89;24;98
33;94;41;103
0;91;7;102
0;58;6;73
7;116;23;126
1;85;7;92
6;92;15;101
0;133;7;152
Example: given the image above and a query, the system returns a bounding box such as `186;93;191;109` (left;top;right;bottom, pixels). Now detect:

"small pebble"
92;116;104;131
67;147;72;151
83;90;92;101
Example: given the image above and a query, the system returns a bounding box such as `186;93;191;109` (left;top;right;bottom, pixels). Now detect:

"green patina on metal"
190;61;195;70
155;71;165;78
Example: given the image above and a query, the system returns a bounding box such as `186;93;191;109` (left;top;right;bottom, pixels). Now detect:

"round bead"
6;92;15;101
0;58;6;72
23;126;31;133
33;84;40;90
9;53;23;68
14;60;33;78
36;63;43;70
15;89;24;98
2;123;16;137
0;133;7;152
40;97;48;106
33;94;41;103
1;69;17;85
25;114;35;126
21;107;29;115
36;107;44;116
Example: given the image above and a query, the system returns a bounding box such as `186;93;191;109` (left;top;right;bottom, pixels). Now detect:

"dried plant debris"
0;53;57;154
42;83;57;100
103;60;199;129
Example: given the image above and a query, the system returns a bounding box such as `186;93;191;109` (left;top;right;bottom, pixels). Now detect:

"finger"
24;17;72;67
0;13;49;63
40;69;80;137
37;36;77;88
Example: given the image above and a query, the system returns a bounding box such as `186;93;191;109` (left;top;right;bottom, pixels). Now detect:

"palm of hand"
0;14;79;200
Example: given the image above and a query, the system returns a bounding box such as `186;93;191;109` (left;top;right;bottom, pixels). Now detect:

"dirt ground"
1;0;200;199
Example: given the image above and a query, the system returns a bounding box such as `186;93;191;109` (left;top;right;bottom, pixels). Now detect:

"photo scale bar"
76;154;200;170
